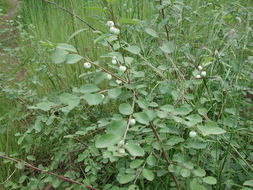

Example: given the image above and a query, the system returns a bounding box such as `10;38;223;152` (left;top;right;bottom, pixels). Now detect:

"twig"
150;123;181;190
90;61;128;83
0;169;16;184
0;155;98;190
159;0;170;40
42;0;98;32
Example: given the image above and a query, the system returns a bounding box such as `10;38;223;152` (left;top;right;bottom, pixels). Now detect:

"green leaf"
35;102;55;111
117;174;135;184
51;48;68;64
180;169;191;178
198;121;226;136
66;54;83;64
15;162;25;169
125;143;145;157
142;169;155;181
130;159;144;168
77;84;100;93
27;155;36;161
57;43;77;52
95;134;120;148
133;112;150;125
119;103;133;115
243;180;253;187
93;72;107;84
124;46;141;55
145;28;159;38
203;176;217;185
185;114;203;127
128;185;139;190
107;119;127;136
34;118;42;133
83;93;104;105
166;136;184;146
136;98;149;109
108;88;122;99
193;168;206;177
191;184;207;190
160;41;174;54
59;93;80;112
147;155;157;166
174;104;192;116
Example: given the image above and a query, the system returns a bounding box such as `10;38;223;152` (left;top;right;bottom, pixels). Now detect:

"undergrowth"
0;0;253;190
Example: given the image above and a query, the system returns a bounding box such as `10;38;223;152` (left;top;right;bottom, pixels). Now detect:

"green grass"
0;0;14;14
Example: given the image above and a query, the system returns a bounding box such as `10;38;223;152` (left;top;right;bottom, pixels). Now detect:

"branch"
42;0;99;32
150;123;181;190
0;155;98;190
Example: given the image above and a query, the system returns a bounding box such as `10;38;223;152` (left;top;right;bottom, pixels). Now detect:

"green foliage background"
0;0;253;189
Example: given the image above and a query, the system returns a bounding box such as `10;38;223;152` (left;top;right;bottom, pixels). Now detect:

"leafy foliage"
0;0;253;189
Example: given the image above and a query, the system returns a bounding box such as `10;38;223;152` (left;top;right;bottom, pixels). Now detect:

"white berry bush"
2;0;253;190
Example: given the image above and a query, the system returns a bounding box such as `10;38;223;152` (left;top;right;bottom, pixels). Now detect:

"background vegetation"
0;0;253;189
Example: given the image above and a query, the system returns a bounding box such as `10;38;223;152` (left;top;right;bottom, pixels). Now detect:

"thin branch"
90;61;128;83
0;155;98;190
0;169;16;184
150;123;181;190
159;0;170;40
42;0;99;32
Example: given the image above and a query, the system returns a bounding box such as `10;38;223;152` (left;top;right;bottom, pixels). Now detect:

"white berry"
112;58;117;65
106;74;112;80
195;74;201;79
118;148;125;154
189;131;197;138
201;71;207;77
110;27;120;35
116;80;122;84
198;66;203;71
119;65;127;72
106;21;114;27
118;140;125;147
129;119;136;126
84;62;91;69
101;94;105;99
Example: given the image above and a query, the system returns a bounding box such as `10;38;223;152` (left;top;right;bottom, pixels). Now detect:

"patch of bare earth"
0;0;26;80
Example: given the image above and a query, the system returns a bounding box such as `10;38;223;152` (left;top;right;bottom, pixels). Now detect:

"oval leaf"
142;169;155;181
124;46;141;55
83;93;104;105
95;134;120;148
119;103;133;115
125;143;145;157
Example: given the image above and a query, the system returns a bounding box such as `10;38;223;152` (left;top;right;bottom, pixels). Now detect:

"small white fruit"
106;21;114;27
101;94;105;99
195;74;201;79
116;80;122;84
84;62;91;69
198;65;203;71
201;71;207;77
110;27;120;35
189;131;197;138
106;74;112;80
112;58;117;65
118;148;125;154
118;140;125;147
129;119;136;126
119;65;127;72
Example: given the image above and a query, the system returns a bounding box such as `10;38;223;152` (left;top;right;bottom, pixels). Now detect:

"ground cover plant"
0;0;253;189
